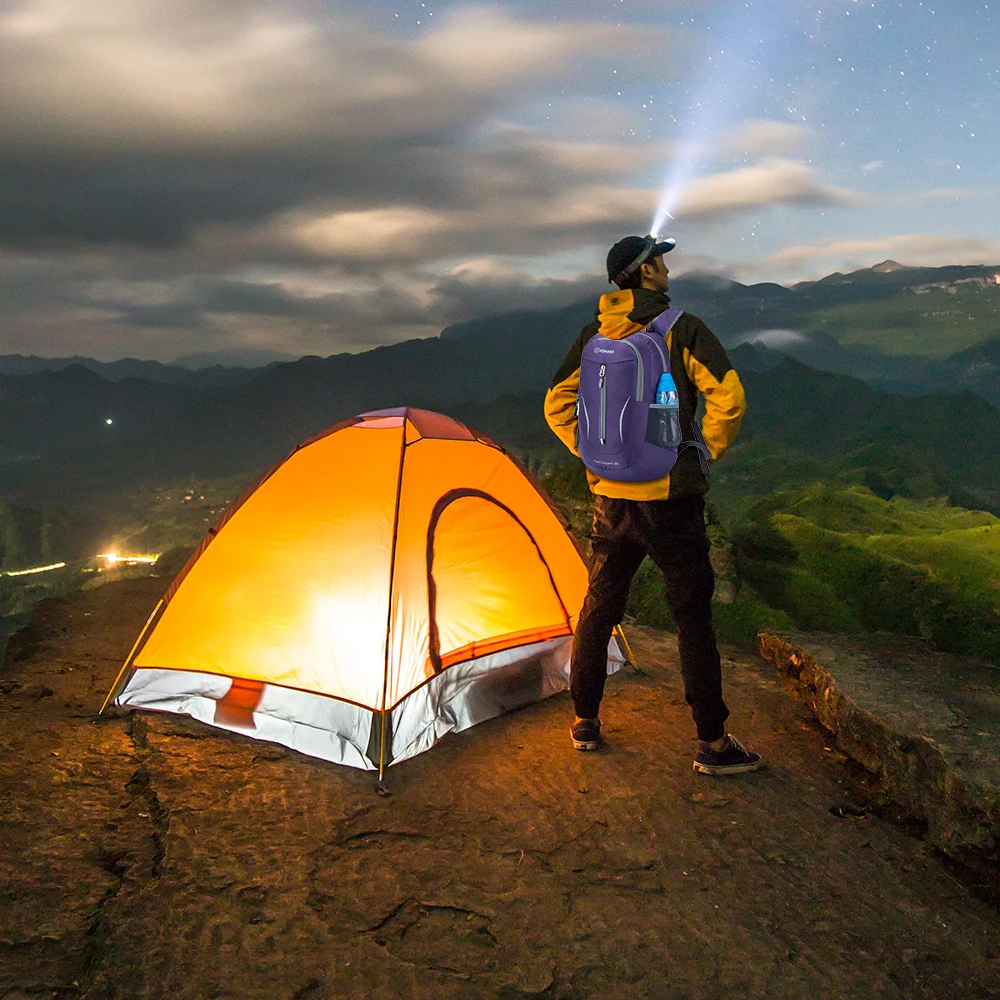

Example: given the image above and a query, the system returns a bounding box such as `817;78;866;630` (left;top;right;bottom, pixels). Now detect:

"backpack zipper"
599;364;606;444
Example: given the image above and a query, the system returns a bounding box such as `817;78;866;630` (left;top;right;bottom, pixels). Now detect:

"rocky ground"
2;578;999;1000
759;631;1000;876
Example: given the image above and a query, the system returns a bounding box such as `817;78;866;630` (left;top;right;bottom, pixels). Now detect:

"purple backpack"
577;308;710;482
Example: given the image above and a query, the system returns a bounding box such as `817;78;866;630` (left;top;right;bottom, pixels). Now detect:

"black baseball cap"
606;235;676;287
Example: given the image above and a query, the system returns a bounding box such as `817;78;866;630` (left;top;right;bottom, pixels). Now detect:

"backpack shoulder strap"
645;307;683;339
680;424;712;475
646;308;711;475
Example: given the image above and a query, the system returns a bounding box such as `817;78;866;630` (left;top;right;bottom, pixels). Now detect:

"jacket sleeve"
681;318;746;461
543;321;596;457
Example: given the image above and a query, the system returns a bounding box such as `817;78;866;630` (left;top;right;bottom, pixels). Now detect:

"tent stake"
376;711;391;794
614;624;636;670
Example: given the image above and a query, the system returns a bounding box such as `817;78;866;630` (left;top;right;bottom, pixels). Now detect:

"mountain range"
0;354;277;389
1;260;999;515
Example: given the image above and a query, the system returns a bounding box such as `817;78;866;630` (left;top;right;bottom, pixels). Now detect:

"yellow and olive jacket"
544;287;746;500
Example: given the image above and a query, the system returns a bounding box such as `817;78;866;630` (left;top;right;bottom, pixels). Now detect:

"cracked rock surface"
2;579;1000;1000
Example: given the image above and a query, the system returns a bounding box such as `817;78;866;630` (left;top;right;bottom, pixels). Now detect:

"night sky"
0;0;997;363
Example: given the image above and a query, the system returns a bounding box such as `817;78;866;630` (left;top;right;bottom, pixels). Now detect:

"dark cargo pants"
571;494;729;742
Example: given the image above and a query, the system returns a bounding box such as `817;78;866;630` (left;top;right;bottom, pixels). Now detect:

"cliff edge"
759;631;1000;873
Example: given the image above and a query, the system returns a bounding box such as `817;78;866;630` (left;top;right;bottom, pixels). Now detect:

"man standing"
544;235;761;774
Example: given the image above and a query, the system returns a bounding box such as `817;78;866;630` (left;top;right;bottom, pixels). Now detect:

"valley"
3;260;999;665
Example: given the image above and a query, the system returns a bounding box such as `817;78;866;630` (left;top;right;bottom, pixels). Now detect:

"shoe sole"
572;738;601;751
693;759;763;775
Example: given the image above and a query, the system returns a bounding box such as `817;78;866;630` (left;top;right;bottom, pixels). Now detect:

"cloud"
290;208;453;260
0;1;908;365
0;252;449;360
429;257;606;319
193;156;862;270
739;329;808;348
720;120;813;158
417;7;613;88
0;1;667;250
677;159;863;220
731;234;1000;286
861;160;885;173
191;171;662;269
1;2;634;152
0;0;686;359
0;155;873;361
768;234;1000;271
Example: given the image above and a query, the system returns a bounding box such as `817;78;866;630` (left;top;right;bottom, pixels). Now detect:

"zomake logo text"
594;348;616;355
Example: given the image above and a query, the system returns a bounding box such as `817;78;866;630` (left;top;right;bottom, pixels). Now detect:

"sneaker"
571;718;601;751
693;735;762;775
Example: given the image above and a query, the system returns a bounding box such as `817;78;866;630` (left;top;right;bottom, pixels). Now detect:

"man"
544;234;761;775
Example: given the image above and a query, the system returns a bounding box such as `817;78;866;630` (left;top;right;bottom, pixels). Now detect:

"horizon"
1;0;998;363
3;256;999;367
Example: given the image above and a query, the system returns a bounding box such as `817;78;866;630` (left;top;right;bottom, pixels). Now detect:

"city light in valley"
2;553;161;577
3;562;67;578
96;553;159;568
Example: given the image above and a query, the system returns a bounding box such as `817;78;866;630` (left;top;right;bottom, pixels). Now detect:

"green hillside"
730;485;1000;660
556;478;1000;660
787;268;1000;357
716;361;1000;518
864;522;1000;608
802;289;1000;357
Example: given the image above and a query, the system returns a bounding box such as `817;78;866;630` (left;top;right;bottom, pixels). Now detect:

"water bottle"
646;372;681;448
655;373;678;407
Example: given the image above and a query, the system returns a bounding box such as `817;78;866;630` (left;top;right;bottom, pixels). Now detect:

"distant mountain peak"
869;259;908;273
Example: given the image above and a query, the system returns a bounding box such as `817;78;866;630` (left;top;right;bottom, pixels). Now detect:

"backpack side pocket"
645;404;681;448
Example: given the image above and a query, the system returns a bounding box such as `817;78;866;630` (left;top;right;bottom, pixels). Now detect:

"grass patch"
734;484;1000;661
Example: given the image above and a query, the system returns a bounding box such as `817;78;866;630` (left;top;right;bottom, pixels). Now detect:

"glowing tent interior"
102;408;623;774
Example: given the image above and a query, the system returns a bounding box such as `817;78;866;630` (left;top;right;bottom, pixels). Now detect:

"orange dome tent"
102;408;623;775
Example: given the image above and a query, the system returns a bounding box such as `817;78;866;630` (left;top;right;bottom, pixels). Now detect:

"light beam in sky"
651;1;769;239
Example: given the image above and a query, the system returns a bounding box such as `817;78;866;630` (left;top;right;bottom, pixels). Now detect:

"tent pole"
614;624;636;670
376;420;409;789
99;599;164;715
378;709;387;783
